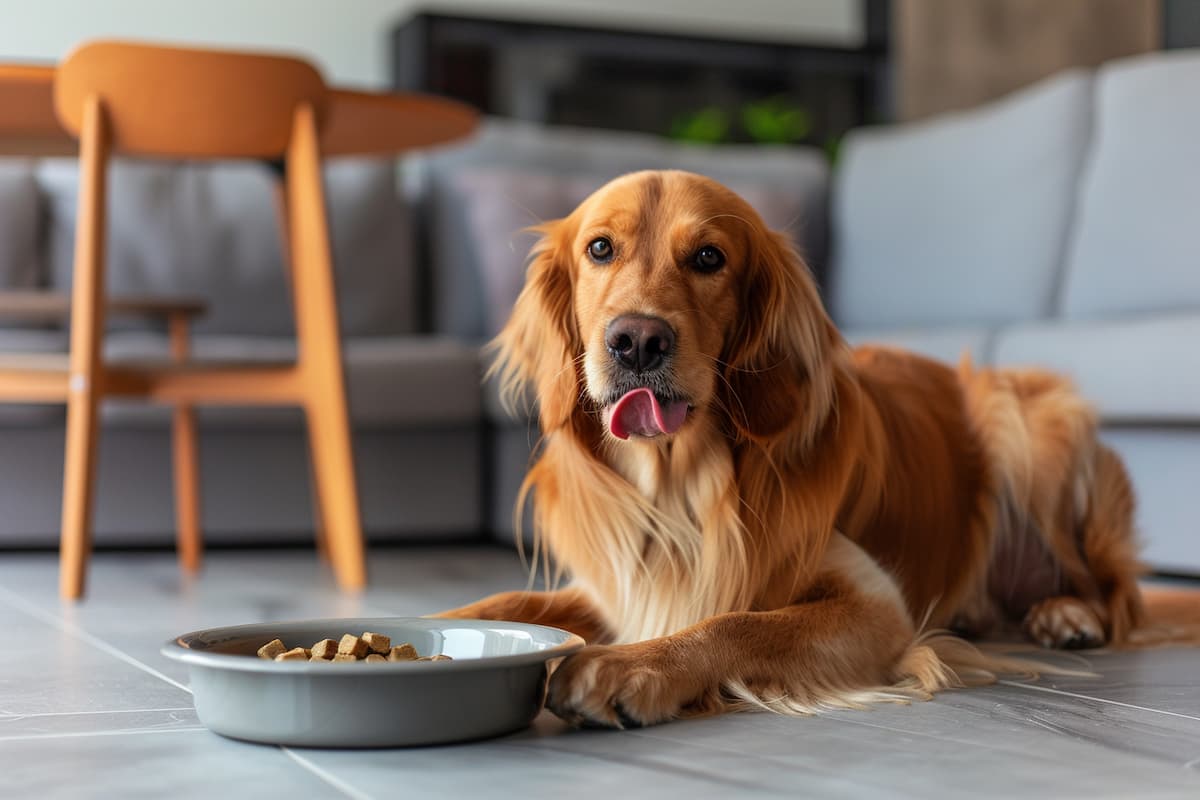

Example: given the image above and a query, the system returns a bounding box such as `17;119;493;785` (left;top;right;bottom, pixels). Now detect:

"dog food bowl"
162;617;585;747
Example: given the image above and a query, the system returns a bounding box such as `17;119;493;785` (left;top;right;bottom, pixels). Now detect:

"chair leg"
172;405;202;572
305;397;362;586
59;388;101;600
168;313;202;572
270;177;326;564
286;103;366;590
59;94;109;600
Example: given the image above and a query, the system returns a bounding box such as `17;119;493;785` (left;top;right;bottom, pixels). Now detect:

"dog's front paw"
546;643;698;729
1023;596;1105;649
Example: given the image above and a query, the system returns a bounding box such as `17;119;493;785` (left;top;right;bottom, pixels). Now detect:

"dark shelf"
392;11;890;147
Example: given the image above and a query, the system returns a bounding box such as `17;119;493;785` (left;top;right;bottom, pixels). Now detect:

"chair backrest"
54;40;328;159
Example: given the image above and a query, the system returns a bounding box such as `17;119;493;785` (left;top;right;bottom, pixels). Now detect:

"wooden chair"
5;41;367;598
0;61;209;585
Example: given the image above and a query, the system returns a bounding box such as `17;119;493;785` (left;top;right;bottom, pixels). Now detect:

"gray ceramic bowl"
162;617;585;747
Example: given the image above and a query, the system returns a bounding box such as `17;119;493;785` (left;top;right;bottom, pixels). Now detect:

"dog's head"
493;170;838;446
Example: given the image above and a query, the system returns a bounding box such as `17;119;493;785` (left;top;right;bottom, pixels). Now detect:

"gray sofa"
0;48;1195;575
0;157;485;546
828;50;1200;575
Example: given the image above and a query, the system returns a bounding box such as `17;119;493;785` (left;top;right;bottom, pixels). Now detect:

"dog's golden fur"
440;170;1155;727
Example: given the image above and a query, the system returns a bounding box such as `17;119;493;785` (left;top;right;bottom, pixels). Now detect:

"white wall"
0;0;862;89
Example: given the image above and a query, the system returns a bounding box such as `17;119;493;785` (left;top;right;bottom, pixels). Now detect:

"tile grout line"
0;582;376;800
281;748;377;800
0;584;191;694
998;680;1200;723
0;707;195;719
0;727;205;743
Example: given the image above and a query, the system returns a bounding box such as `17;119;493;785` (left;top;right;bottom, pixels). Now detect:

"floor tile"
293;699;1200;800
0;729;342;799
0;587;192;716
0;707;201;741
0;548;528;685
1009;647;1200;718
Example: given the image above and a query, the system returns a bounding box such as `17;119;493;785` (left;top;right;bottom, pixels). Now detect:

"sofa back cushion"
39;158;415;336
1059;51;1200;319
0;160;40;290
828;70;1093;329
421;119;830;340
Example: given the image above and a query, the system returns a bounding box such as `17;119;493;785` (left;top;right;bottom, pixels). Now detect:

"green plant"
668;97;815;146
669;106;731;144
740;96;812;145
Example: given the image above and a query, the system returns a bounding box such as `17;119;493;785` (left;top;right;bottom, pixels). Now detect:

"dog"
438;169;1149;728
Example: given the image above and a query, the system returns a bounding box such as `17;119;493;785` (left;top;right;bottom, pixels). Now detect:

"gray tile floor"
1;547;1198;799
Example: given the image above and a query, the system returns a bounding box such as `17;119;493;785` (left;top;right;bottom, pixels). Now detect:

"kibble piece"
257;639;287;660
275;647;308;662
388;643;419;661
416;656;433;661
332;653;358;662
337;634;369;658
361;632;391;654
309;638;339;660
364;654;386;663
430;654;453;662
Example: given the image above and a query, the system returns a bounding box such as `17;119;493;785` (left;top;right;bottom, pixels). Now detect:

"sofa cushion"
841;326;993;366
39;158;415;337
0;160;40;291
451;168;597;337
1060;51;1200;319
98;332;481;429
829;70;1093;329
992;314;1200;422
421;118;829;339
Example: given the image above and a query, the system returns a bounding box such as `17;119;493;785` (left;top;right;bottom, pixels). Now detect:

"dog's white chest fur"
565;431;752;643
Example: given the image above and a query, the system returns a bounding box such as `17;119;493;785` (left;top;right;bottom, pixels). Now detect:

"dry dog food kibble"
309;638;339;660
275;647;308;662
257;638;287;660
388;643;419;661
338;634;370;659
362;632;391;654
255;632;452;663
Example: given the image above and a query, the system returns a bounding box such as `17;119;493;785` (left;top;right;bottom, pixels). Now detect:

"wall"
895;0;1159;120
0;0;863;88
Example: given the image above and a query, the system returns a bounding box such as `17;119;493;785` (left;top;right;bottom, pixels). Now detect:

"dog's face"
496;169;838;445
569;172;749;440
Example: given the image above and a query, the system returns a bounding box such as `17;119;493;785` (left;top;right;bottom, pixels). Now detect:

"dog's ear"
489;219;581;432
722;230;839;446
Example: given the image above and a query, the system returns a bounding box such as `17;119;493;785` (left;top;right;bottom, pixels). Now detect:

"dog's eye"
587;237;614;264
692;245;726;273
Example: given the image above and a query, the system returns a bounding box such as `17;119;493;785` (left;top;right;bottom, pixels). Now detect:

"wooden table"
0;63;477;157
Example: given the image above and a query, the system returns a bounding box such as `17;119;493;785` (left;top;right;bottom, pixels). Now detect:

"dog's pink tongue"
607;388;687;440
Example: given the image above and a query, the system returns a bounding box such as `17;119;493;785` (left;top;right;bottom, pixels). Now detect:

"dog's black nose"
605;315;675;373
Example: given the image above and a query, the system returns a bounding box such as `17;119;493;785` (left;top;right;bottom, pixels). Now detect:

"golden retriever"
440;169;1150;727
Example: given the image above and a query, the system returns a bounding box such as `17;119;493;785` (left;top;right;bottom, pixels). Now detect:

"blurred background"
0;0;1197;579
4;1;1197;131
